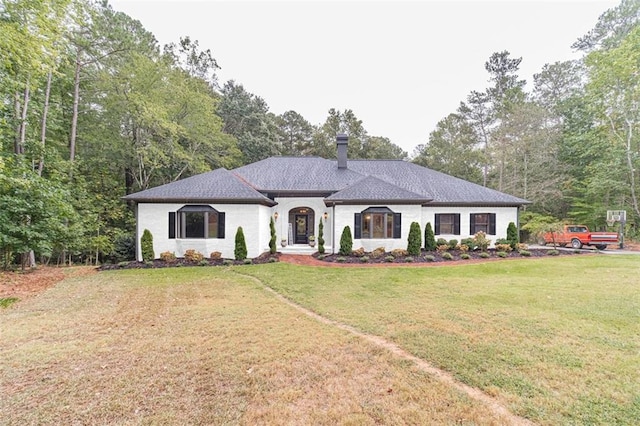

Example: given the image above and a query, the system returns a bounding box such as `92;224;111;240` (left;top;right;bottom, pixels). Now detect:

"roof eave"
324;198;432;206
120;196;277;207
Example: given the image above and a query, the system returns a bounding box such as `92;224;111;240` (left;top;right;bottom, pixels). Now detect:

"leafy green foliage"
507;222;519;249
407;222;422;256
339;226;352;256
234;227;247;260
424;222;436;251
318;219;325;254
269;217;277;254
140;229;154;261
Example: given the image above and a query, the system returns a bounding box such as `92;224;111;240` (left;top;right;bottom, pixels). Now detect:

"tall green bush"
407;222;422;256
424;222;436;251
318;219;325;254
269;217;277;254
507;222;519;249
339;226;352;256
141;229;154;261
235;226;247;260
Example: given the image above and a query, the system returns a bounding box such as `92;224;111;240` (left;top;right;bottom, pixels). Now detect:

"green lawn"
243;255;640;425
2;256;638;425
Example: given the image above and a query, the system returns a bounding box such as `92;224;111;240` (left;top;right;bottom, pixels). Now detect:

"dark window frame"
435;213;460;235
469;213;496;235
354;207;401;239
169;206;225;239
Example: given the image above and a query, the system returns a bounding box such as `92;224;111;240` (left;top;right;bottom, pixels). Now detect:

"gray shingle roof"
124;155;529;207
325;175;431;204
122;168;275;205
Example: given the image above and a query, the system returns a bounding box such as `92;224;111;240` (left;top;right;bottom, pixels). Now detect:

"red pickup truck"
540;225;618;250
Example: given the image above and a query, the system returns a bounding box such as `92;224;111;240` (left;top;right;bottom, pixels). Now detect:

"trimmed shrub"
268;257;278;263
459;244;469;252
507;222;519;250
352;247;366;257
339;226;353;256
495;238;509;245
425;255;435;262
235;227;248;260
391;248;408;258
547;250;560;256
424;222;436;251
184;249;204;263
436;244;449;253
461;238;475;250
473;231;491;252
436;238;448;247
479;251;490;258
404;256;414;263
243;258;252;265
199;259;209;266
209;251;222;260
370;247;386;259
460;253;471;260
223;259;234;266
384;255;395;262
516;243;528;251
442;252;453;260
141;229;154;261
448;239;458;250
519;250;531;257
360;256;369;263
495;243;512;252
317;254;326;260
160;251;176;263
407;222;422;256
496;251;508;258
318;219;325;254
269;217;277;254
336;256;346;263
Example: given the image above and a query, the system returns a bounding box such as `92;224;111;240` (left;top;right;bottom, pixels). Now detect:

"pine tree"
318;219;325;254
269;217;277;254
339;226;352;256
407;222;422;256
141;229;154;261
507;222;519;249
424;222;436;251
235;227;247;260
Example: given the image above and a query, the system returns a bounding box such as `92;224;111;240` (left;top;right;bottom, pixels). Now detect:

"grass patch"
244;256;640;425
0;267;504;424
0;297;19;308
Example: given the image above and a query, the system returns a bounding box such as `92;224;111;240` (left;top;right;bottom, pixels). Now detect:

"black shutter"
393;213;401;239
453;214;460;235
470;214;476;235
489;213;496;235
168;212;176;239
434;214;441;235
354;213;361;239
218;212;225;239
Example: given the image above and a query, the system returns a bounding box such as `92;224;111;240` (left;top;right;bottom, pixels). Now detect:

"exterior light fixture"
274;212;279;221
323;212;328;221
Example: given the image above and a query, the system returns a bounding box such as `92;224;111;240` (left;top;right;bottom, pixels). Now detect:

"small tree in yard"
424;222;436;251
141;229;154;261
407;222;422;256
235;226;247;260
339;226;352;256
507;222;519;250
269;217;277;254
318;219;325;254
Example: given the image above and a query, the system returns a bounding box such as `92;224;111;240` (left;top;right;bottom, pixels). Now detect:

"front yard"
1;256;639;424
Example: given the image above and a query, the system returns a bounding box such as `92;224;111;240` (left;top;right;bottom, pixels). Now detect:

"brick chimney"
336;133;348;169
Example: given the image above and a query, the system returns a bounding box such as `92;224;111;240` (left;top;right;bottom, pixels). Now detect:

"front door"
294;214;308;244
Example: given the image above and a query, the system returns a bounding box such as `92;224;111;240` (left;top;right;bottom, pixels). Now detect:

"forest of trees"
1;0;639;268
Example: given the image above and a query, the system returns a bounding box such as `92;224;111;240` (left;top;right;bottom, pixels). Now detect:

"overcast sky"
110;0;619;154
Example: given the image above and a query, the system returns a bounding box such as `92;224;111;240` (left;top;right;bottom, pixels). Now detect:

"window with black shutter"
170;205;225;239
354;207;401;239
470;213;496;235
435;213;460;235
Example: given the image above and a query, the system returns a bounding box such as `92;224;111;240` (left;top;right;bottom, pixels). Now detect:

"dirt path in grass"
237;270;536;426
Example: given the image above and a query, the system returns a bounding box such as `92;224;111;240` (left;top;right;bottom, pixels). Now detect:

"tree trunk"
38;71;53;176
19;84;30;155
70;51;81;165
14;92;21;154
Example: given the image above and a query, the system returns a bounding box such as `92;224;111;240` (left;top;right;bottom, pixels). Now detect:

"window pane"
208;212;218;238
386;214;393;238
362;214;371;238
372;213;384;238
185;212;205;238
440;214;454;234
472;213;489;234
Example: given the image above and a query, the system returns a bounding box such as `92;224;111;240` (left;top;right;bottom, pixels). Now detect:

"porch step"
279;245;331;256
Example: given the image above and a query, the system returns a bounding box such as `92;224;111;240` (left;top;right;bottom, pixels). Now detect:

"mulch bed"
99;251;279;270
